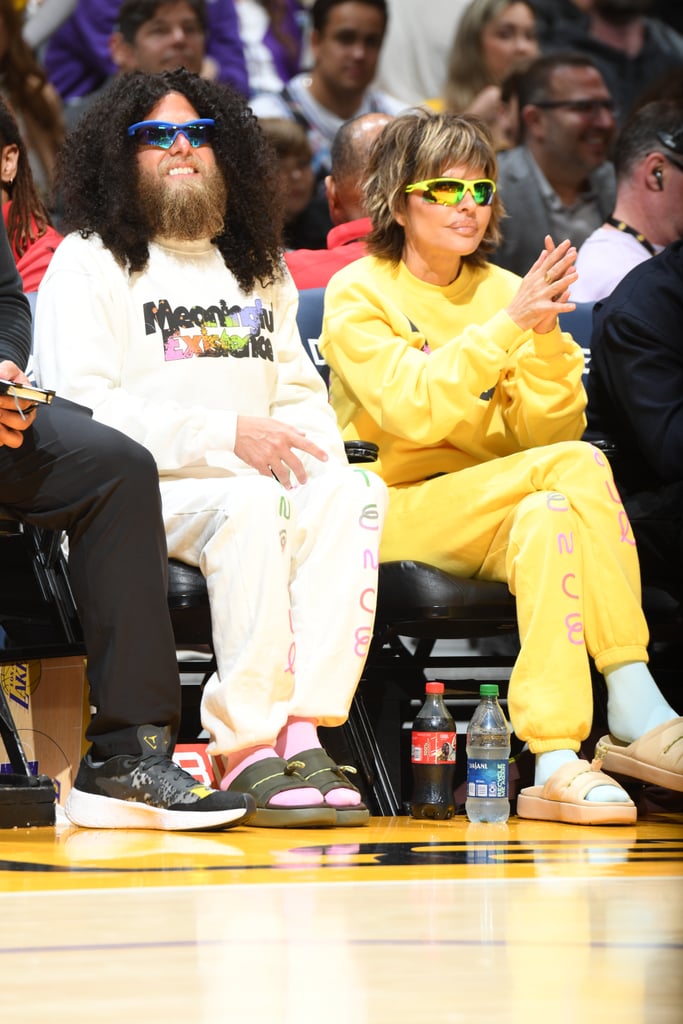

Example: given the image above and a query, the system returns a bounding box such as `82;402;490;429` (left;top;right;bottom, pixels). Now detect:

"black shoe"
65;725;255;831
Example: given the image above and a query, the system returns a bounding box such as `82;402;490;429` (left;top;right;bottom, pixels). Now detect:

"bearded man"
33;68;387;830
548;0;683;122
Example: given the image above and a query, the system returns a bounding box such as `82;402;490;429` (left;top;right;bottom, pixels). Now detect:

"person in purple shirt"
43;0;249;102
235;0;305;96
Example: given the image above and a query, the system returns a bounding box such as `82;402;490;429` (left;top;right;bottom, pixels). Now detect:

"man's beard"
138;165;228;241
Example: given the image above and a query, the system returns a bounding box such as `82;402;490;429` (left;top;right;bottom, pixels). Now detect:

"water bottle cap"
480;684;499;696
425;682;444;694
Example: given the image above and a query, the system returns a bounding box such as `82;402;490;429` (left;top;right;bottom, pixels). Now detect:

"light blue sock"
535;749;630;804
604;662;676;744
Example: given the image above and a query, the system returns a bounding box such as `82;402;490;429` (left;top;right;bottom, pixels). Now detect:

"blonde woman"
321;110;683;825
437;0;539;150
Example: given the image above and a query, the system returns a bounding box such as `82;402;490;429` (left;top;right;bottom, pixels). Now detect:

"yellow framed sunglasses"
405;177;496;206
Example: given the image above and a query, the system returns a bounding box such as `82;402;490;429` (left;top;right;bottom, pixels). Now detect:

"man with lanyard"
572;100;683;302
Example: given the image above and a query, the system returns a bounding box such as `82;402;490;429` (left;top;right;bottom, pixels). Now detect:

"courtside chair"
558;300;595;379
296;287;329;385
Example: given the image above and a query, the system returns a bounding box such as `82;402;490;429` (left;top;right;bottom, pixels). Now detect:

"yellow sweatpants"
379;441;648;753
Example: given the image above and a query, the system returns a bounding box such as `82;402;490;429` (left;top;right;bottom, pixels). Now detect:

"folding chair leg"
0;681;31;775
0;684;56;827
342;694;401;816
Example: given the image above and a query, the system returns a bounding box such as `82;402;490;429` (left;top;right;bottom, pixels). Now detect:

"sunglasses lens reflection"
426;180;494;206
132;123;214;148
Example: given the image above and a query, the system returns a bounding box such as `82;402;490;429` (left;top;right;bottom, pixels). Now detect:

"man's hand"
0;361;37;448
234;415;329;488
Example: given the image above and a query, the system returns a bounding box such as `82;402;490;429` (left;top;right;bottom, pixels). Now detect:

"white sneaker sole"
65;789;252;831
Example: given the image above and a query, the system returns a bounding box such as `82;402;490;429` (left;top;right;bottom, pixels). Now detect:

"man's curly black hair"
58;68;285;291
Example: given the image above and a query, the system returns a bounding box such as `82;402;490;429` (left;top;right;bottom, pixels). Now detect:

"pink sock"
276;718;361;808
219;744;324;808
275;717;319;759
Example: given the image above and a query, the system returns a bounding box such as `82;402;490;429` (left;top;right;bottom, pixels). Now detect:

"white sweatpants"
161;466;387;756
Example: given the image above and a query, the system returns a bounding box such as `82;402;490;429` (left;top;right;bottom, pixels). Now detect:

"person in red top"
286;111;392;289
0;96;62;292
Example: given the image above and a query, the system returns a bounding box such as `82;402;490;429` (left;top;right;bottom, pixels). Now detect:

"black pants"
622;481;683;602
0;398;180;759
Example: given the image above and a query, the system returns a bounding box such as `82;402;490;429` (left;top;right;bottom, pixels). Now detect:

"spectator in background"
586;238;683;593
235;0;304;97
491;52;616;277
531;0;589;48
43;0;249;108
546;0;683;124
285;110;391;287
22;0;77;51
572;99;683;302
109;0;207;75
496;65;527;151
0;0;64;200
374;0;468;106
259;116;331;248
250;0;404;186
437;0;540;151
0;95;62;292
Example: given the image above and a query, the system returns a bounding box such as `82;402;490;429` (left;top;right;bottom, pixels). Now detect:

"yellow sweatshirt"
320;255;587;487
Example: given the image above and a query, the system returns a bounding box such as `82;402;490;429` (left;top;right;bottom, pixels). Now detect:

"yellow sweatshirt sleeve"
321;258;586;463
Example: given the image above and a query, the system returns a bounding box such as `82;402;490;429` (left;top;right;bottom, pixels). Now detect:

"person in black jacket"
586;237;683;592
0;214;253;831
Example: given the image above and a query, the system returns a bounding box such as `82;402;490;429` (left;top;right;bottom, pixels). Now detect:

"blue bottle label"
466;758;508;798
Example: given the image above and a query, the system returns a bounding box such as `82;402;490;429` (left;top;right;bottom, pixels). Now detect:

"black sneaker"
65;726;255;831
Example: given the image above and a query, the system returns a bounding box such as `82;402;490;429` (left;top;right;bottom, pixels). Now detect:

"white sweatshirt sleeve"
33;236;240;473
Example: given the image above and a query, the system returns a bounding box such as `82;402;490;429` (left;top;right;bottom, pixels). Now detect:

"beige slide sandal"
516;758;637;825
595;717;683;793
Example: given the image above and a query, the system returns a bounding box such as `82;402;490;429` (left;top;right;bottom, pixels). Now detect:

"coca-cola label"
411;731;457;764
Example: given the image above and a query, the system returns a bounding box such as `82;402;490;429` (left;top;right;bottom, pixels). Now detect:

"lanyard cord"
606;216;657;256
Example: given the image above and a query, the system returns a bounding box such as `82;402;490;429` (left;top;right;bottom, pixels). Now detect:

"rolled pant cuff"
594;645;649;674
527;739;583;755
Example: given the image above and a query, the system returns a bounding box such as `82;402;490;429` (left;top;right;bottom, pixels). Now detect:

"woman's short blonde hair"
364;109;504;268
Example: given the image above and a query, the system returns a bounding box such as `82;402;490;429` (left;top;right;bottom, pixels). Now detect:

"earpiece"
654;167;664;190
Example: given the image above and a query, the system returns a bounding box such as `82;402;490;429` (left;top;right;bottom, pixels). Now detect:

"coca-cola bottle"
410;681;456;819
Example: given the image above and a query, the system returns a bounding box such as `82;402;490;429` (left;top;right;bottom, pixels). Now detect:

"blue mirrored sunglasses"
127;119;216;149
405;177;496;207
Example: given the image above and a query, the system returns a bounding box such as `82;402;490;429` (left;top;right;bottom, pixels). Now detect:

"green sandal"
226;757;336;828
294;748;370;827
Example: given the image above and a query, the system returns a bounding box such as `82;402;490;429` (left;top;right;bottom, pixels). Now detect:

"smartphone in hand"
0;380;55;405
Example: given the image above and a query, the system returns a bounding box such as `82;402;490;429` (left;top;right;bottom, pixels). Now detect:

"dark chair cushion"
167;559;210;609
377;561;517;635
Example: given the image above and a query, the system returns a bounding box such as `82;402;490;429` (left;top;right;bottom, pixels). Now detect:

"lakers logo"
0;661;41;711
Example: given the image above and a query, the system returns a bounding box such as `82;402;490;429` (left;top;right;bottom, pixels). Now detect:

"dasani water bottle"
466;683;510;823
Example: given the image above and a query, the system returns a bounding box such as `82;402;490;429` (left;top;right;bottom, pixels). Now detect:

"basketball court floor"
1;808;681;1023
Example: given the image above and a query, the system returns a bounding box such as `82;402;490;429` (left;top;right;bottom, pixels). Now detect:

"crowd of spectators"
4;0;677;266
